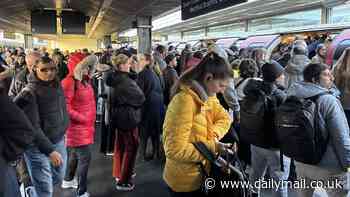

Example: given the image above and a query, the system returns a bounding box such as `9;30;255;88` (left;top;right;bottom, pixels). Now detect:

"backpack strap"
280;152;284;172
235;78;247;89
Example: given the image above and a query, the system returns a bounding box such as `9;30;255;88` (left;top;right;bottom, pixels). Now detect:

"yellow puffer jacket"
163;81;231;192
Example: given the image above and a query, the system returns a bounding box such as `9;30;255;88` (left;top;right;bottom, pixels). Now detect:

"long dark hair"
171;52;232;97
334;47;350;92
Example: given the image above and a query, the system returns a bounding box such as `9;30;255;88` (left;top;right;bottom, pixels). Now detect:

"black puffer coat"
14;73;69;155
106;70;145;131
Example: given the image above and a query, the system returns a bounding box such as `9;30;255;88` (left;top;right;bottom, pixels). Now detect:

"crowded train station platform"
2;0;350;197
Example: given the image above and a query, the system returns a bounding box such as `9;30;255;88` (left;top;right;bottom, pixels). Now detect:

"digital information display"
182;0;247;20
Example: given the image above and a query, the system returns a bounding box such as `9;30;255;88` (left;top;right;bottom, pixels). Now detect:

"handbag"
193;141;255;197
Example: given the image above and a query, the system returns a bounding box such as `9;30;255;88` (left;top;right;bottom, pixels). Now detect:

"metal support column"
24;34;33;49
204;27;209;38
137;16;152;54
321;6;332;24
103;35;112;48
244;20;249;32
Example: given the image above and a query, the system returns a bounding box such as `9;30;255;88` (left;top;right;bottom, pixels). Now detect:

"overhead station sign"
182;0;247;20
3;32;16;40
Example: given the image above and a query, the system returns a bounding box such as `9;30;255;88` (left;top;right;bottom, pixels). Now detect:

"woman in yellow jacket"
163;52;232;196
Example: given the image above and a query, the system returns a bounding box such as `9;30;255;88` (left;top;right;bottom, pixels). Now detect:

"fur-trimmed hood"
67;52;85;79
73;55;98;81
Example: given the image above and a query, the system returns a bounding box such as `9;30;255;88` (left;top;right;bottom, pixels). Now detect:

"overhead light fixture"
43;8;74;11
152;11;182;30
119;29;137;37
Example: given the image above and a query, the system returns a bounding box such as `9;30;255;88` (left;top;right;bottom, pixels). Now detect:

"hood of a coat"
289;54;310;69
287;81;329;99
67;52;86;78
73;55;98;81
181;80;209;105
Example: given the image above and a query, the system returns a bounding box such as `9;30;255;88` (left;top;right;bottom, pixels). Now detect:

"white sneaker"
61;179;78;189
115;183;135;191
78;192;90;197
115;173;136;183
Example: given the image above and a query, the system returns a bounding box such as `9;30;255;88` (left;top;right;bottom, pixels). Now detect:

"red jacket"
62;53;96;147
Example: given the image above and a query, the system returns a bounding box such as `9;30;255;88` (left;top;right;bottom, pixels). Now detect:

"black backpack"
275;92;329;165
240;89;278;149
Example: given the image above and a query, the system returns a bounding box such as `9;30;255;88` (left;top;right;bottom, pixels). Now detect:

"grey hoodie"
287;82;350;171
285;54;310;88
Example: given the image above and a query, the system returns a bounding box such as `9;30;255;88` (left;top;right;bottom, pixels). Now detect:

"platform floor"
54;127;333;197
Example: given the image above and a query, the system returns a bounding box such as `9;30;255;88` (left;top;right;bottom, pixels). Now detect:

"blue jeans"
250;145;291;197
0;160;21;197
24;138;67;197
344;110;350;129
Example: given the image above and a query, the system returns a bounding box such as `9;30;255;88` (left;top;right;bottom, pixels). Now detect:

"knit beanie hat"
262;60;284;82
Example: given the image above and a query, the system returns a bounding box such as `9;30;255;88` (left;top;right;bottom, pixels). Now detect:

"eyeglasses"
39;67;57;73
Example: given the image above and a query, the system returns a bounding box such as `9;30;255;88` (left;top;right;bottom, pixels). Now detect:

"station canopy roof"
0;0;180;39
155;0;348;34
